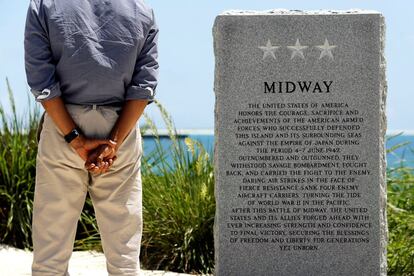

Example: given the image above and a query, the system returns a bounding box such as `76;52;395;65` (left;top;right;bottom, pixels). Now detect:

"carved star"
287;39;308;60
258;39;280;60
316;38;337;60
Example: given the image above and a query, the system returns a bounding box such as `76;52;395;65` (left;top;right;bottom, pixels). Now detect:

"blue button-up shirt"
24;0;159;105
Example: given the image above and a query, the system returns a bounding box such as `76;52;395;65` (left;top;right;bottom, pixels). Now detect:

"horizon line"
141;129;414;136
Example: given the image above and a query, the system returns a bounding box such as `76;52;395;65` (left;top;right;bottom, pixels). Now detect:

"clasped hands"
69;134;119;175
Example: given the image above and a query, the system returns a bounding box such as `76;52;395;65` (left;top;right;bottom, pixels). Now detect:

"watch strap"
64;128;80;143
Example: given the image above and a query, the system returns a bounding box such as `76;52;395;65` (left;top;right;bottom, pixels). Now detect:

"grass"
386;133;414;276
0;79;39;248
139;101;215;274
0;81;413;274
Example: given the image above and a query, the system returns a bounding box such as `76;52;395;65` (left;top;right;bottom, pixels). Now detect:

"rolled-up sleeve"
24;0;61;102
125;9;159;105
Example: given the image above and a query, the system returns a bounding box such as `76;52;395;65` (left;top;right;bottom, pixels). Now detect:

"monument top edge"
219;9;382;16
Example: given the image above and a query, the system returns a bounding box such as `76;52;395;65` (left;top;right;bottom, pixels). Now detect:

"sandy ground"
0;244;195;276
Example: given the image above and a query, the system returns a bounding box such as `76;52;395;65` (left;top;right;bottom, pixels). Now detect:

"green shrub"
0;79;39;248
386;134;414;276
139;101;215;274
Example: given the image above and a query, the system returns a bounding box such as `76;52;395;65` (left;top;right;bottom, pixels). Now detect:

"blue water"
385;134;414;167
142;134;414;168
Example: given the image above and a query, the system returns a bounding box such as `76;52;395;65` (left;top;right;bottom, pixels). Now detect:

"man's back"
25;1;158;275
25;0;158;105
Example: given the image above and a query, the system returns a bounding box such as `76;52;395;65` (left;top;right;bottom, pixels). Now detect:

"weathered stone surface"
213;10;387;276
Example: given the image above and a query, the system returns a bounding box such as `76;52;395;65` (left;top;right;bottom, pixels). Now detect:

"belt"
66;102;124;108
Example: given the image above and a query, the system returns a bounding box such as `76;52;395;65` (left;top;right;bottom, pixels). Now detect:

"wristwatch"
64;127;81;143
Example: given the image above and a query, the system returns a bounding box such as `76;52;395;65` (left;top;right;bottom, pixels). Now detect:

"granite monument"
213;10;387;276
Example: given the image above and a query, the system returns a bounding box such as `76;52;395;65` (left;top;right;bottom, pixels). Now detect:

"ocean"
142;134;414;168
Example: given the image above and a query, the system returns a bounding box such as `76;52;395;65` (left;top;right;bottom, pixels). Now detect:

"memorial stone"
213;10;387;276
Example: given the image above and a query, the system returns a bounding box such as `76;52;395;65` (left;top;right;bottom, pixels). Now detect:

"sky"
0;0;413;131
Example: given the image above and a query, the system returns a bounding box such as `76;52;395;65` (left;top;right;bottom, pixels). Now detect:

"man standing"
24;0;159;275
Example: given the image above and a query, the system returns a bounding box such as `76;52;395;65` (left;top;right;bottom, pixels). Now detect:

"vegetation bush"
386;135;414;276
0;80;39;248
139;102;215;274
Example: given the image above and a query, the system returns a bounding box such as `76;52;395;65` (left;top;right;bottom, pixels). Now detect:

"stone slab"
213;10;387;276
